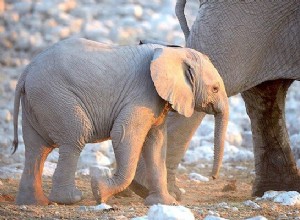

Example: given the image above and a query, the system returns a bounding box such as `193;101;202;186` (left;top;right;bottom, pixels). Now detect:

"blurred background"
0;0;300;179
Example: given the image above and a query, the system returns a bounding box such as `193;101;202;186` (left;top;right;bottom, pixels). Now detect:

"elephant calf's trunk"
211;106;229;179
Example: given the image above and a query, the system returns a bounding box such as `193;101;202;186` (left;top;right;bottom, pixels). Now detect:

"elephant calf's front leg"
91;112;153;204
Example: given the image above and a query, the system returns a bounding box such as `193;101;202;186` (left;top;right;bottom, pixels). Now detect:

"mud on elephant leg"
241;79;300;197
16;116;53;205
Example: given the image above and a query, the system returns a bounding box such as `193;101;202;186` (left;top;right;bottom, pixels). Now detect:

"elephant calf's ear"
150;47;195;117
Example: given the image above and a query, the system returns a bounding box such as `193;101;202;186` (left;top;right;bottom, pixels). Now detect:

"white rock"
245;216;268;220
184;142;253;165
47;149;59;163
78;150;112;168
147;204;195;220
235;166;247;170
207;210;220;217
78;203;113;211
273;191;300;206
84;142;113;158
76;168;89;176
179;188;186;194
226;122;243;147
217;202;229;209
243;200;261;210
94;203;113;211
19;205;27;210
189;172;209;182
177;163;187;173
231;207;239;212
223;145;254;162
43;161;57;177
89;165;112;179
261;190;282;200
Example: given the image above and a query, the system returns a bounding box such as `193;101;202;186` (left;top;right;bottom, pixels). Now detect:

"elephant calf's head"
150;47;229;179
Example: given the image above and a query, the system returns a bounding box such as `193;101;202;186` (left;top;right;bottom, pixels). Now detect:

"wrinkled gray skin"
131;0;300;200
13;38;228;205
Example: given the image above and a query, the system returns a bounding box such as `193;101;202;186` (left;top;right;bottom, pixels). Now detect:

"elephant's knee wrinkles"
111;124;125;147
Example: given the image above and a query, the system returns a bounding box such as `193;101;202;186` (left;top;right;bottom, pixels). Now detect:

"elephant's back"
188;1;300;96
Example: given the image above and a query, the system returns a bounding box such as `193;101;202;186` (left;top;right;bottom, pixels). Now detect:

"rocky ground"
1;0;300;219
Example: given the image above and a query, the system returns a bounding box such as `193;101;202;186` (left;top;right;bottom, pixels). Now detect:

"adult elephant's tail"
175;0;190;42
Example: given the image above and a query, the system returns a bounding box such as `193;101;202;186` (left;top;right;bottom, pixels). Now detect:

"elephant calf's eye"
212;86;219;93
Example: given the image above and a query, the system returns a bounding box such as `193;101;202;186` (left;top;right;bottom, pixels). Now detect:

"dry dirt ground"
0;162;299;220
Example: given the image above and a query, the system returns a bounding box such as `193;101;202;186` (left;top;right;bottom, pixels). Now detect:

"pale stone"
147;204;195;220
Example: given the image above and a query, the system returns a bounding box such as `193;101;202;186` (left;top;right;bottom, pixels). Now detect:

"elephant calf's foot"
144;193;177;206
49;186;82;204
91;176;112;203
252;174;300;197
168;182;184;201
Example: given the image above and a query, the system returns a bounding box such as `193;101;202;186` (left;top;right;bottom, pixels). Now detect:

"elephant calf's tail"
175;0;190;42
12;79;25;154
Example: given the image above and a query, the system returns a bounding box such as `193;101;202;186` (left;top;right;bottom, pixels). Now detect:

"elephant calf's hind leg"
16;117;53;205
49;145;82;204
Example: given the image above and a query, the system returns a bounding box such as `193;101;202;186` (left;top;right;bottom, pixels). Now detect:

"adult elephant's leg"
131;111;206;201
241;79;300;196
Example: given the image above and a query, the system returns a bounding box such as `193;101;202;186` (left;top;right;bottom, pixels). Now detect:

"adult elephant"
131;0;300;200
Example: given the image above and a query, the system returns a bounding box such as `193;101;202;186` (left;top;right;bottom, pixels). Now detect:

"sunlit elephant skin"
13;38;229;205
130;0;300;201
170;0;300;199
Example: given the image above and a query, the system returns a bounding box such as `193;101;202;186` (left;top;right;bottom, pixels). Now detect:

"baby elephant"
13;38;228;206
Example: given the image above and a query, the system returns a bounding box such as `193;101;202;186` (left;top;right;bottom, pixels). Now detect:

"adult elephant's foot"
49;186;82;204
253;172;300;196
242;80;300;197
144;193;177;206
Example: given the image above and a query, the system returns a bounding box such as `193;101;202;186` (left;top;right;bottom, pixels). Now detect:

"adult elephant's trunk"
175;0;190;41
211;102;229;179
